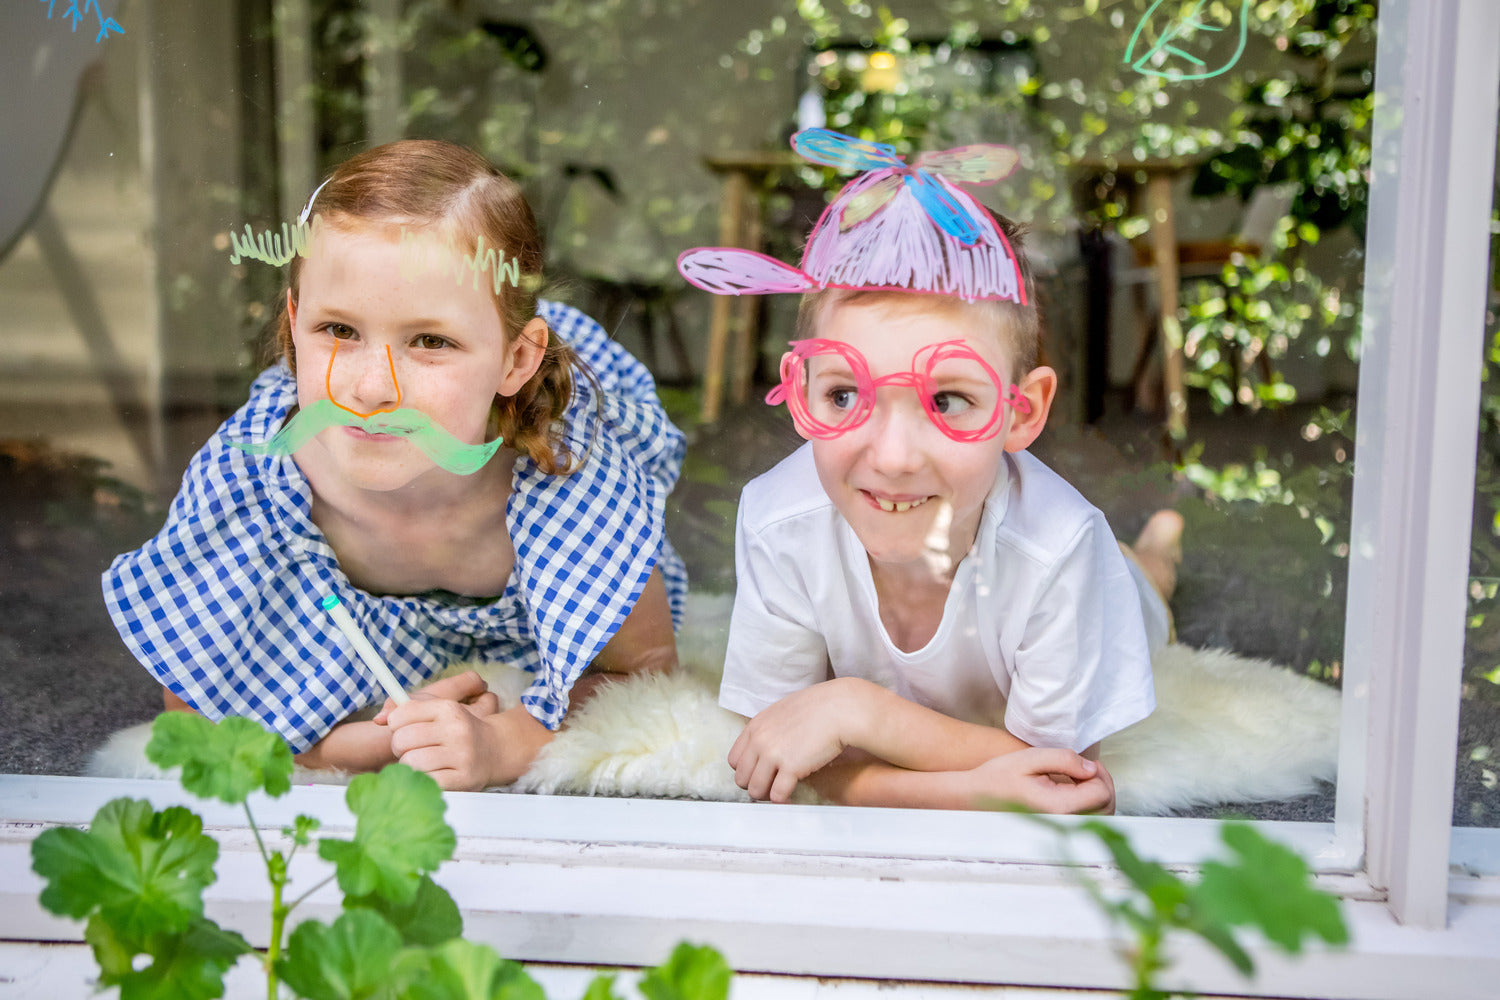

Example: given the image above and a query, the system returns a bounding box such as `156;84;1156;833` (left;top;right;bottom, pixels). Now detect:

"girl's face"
800;296;1054;572
287;224;542;495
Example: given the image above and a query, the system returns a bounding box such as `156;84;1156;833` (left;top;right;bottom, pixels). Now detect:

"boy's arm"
809;748;1115;814
729;676;1035;802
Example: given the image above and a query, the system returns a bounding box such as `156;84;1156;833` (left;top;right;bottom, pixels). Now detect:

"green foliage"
1036;817;1348;999
345;874;465;947
277;909;407;1000
31;713;734;1000
319;765;456;904
397;940;549;1000
147;712;294;803
31;799;222;938
85;915;252;1000
637;943;733;1000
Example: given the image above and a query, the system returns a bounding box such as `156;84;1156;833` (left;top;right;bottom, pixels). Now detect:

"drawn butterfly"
791;129;1020;246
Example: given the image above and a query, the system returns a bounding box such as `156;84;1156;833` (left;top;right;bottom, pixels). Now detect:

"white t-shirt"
720;445;1161;753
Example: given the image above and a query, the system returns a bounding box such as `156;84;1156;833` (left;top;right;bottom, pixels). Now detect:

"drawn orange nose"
326;341;402;418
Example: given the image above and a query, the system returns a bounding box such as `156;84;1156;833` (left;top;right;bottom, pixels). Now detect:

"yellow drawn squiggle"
227;214;323;267
224;215;529;296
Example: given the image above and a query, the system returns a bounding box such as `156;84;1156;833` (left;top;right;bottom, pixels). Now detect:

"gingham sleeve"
511;302;688;729
101;368;455;752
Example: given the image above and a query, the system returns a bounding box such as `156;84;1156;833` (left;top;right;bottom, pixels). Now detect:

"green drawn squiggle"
1125;0;1250;82
232;398;503;475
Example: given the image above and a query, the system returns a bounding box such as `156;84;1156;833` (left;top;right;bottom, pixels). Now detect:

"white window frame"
3;1;1500;996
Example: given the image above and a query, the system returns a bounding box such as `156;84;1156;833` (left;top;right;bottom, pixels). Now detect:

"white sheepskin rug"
88;594;1341;815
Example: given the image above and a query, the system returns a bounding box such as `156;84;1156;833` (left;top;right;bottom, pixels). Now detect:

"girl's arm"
163;686;398;772
380;566;678;791
728;676;1034;803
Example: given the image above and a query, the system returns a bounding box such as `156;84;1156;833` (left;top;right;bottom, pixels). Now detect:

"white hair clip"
298;177;332;225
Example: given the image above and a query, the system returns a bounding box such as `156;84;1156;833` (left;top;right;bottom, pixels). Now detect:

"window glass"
1455;98;1500;833
1;1;1374;831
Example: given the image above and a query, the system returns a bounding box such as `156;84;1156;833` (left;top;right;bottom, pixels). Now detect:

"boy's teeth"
876;497;927;512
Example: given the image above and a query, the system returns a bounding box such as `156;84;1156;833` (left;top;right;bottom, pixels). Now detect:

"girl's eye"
931;391;974;416
414;334;450;350
325;323;356;340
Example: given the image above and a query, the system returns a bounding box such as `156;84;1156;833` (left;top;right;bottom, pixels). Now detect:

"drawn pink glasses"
766;339;1031;442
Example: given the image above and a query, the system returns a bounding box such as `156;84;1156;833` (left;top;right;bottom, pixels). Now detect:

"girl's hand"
385;701;550;791
372;669;500;725
728;679;871;803
966;749;1116;815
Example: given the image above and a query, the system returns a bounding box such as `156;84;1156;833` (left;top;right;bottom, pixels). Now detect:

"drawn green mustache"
233;398;503;475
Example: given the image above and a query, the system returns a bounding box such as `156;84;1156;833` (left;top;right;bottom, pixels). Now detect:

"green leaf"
580;973;625;1000
395;939;546;1000
319;765;455;905
277;909;405;1000
86;913;251;1000
146;712;293;803
1194;823;1349;953
638;943;733;1000
346;874;463;947
1078;821;1188;917
31;799;219;937
285;814;322;847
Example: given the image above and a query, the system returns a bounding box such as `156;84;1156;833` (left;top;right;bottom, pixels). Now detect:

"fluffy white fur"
88;593;1339;815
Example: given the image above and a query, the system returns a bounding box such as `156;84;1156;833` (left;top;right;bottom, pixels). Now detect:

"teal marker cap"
320;595;341;610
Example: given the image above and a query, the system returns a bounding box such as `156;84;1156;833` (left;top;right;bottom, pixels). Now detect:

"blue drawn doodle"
1125;0;1248;82
38;0;124;44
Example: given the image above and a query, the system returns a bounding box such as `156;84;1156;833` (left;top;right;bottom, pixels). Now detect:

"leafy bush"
30;712;733;1000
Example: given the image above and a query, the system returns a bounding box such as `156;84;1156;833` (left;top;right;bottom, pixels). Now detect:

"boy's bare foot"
1130;509;1184;603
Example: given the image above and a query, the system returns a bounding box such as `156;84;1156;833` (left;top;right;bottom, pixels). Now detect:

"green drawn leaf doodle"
1124;0;1251;82
31;799;219;938
319;764;456;905
146;712;294;803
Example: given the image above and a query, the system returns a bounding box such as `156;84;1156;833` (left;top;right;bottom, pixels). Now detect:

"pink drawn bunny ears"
678;129;1027;305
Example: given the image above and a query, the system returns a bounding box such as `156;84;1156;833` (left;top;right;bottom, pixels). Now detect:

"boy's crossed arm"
727;677;1114;814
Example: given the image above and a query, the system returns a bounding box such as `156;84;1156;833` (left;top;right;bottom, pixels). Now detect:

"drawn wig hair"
272;138;584;475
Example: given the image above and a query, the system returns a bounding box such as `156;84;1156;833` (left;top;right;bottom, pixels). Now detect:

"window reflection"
0;1;1385;825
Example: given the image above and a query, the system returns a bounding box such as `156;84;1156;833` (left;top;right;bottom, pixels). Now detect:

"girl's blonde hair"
272;138;584;475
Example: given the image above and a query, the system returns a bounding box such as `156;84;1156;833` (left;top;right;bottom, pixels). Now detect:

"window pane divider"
1344;0;1500;928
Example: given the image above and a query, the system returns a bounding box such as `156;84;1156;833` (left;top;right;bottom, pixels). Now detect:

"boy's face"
800;295;1054;572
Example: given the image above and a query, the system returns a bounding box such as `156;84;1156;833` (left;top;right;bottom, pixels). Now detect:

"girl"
104;139;685;790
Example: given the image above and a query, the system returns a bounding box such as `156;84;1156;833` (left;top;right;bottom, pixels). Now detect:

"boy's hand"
372;669;500;726
967;749;1116;815
729;679;868;803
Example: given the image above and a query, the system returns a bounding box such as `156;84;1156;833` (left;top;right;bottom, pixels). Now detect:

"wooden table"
697;151;805;424
1075;156;1206;439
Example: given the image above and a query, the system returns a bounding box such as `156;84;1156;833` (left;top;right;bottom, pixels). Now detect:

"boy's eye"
827;387;859;410
931;391;974;416
414;334;450;350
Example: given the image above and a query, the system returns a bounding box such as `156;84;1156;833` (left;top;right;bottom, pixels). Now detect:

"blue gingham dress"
103;301;687;752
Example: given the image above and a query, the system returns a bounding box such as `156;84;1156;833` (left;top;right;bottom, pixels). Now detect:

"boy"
678;130;1178;813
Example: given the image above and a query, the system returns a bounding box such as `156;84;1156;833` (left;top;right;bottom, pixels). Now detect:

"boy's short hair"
794;215;1042;377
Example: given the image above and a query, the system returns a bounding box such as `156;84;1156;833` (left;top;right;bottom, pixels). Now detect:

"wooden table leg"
700;170;749;424
1146;173;1187;438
